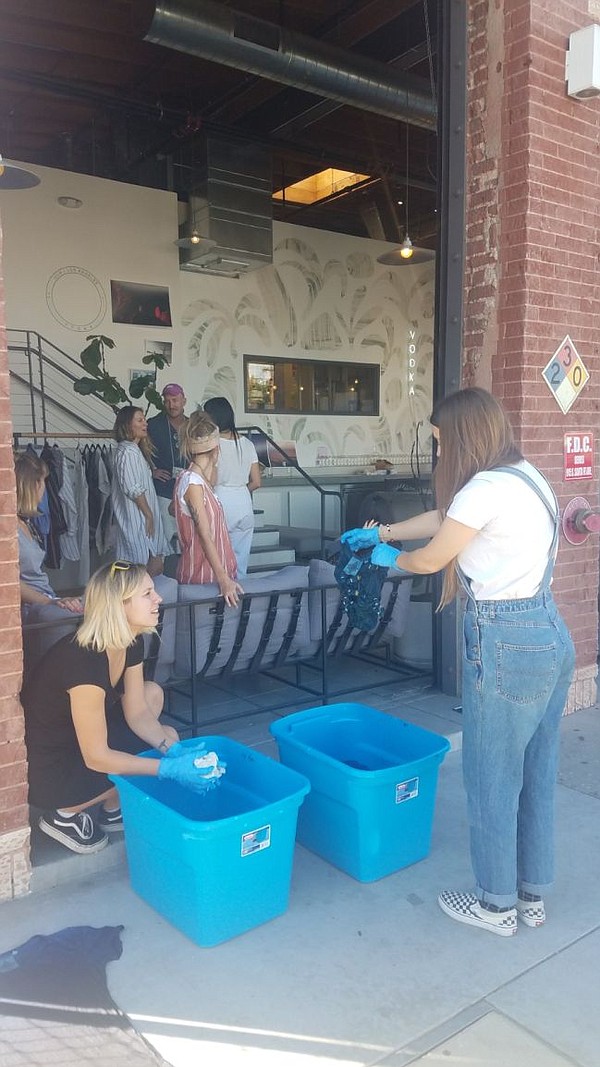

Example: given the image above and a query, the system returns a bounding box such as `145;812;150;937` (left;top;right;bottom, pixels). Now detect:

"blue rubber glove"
162;741;206;760
340;526;380;551
157;750;220;794
370;543;410;573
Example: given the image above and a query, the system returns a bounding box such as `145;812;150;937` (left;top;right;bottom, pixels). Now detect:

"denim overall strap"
456;465;559;602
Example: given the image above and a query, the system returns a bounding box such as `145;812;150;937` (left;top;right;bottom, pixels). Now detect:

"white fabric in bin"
308;558;413;642
145;574;178;683
174;566;314;677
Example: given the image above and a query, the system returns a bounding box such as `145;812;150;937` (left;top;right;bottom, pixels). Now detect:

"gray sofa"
149;562;414;692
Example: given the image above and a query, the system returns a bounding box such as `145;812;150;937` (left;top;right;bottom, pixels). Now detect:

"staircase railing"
239;425;343;555
7;329;115;435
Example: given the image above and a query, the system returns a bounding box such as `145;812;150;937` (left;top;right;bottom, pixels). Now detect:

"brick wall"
0;223;30;897
465;0;600;708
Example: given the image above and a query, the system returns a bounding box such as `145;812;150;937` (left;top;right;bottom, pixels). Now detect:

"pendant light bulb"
189;230;201;245
399;236;414;259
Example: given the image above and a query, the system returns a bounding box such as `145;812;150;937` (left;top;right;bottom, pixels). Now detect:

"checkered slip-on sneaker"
438;890;517;937
516;897;546;927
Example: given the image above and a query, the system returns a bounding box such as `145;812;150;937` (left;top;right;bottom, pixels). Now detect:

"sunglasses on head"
109;560;133;579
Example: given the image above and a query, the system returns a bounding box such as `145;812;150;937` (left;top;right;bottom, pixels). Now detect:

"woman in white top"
112;407;169;576
342;388;575;937
203;397;261;577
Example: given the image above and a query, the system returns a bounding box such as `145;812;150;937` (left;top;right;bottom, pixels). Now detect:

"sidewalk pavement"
1;688;599;1067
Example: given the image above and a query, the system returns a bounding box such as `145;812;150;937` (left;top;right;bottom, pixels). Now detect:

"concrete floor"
2;688;599;1067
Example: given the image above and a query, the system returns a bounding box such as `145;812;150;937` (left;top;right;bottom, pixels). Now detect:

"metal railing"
239;425;343;555
8;329;114;436
21;576;425;734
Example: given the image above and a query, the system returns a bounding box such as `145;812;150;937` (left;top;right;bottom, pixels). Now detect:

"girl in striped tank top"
175;412;243;607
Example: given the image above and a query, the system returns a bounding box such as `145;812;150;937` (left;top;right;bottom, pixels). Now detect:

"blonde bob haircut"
15;453;49;516
430;387;522;608
179;410;219;462
76;561;155;652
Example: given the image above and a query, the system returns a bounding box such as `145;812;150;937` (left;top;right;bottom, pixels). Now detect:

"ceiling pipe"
142;0;437;131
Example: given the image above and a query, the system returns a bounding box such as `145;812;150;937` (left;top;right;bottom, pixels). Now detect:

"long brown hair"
113;406;154;463
14;453;49;516
431;388;522;607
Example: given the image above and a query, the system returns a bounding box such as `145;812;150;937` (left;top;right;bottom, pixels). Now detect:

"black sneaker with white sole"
38;810;108;854
97;806;124;833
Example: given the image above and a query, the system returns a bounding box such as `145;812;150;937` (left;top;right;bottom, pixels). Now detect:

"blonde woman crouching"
22;561;209;854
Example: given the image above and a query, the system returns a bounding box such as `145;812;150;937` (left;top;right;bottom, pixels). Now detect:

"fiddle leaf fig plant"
73;334;169;414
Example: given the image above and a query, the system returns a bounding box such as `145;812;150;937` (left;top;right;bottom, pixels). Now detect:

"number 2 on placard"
549;362;562;385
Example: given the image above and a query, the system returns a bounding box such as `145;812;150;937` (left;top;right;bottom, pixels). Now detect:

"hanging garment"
72;448;91;585
334;541;390;632
40;443;68;569
95;446;114;554
57;448;80;562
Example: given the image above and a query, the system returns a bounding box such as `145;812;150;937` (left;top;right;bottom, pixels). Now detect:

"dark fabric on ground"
0;925;169;1066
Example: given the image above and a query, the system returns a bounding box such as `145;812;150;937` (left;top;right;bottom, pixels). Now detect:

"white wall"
1;161;434;467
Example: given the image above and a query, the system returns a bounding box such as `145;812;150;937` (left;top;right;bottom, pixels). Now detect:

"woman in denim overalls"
341;388;575;936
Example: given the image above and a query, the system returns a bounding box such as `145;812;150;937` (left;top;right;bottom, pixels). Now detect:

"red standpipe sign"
563;432;594;481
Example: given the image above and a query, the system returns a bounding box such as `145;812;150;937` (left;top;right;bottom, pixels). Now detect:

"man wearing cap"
147;384;188;551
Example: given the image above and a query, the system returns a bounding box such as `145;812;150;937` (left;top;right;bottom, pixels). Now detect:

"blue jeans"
461;591;575;909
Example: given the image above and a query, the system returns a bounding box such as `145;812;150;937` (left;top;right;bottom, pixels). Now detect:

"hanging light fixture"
175;228;216;251
377;125;435;267
0;154;40;190
401;124;414;259
175;201;217;251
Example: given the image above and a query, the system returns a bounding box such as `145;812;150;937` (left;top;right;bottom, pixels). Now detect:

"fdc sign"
563;432;594;481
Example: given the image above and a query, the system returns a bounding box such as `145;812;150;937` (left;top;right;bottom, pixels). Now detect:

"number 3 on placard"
562;344;572;368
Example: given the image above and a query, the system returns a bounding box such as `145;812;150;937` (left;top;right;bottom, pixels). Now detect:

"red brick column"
464;0;600;709
0;223;30;896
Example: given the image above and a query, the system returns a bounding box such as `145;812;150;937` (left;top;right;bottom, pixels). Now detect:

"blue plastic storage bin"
270;703;450;882
111;736;310;946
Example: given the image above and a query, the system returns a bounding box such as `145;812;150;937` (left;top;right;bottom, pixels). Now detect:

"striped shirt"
112;441;169;564
175;469;237;585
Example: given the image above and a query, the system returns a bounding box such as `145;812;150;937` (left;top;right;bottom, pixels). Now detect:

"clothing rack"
13;431;113;448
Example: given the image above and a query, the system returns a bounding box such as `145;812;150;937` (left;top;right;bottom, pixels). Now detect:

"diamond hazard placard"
542;335;589;415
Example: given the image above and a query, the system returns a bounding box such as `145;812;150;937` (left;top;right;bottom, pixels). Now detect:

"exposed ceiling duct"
143;0;437;131
178;134;273;277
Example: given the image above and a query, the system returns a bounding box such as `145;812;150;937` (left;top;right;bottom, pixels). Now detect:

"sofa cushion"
174;566;315;677
144;574;178;684
308;558;413;643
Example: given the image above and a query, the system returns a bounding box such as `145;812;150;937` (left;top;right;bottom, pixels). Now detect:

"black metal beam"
431;0;467;696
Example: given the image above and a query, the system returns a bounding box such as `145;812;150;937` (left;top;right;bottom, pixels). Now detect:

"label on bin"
241;824;271;856
395;777;419;804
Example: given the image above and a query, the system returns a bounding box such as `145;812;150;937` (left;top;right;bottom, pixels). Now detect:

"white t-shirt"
447;461;556;600
216;436;259;488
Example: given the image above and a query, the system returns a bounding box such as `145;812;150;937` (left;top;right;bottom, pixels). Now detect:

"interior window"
244;356;379;416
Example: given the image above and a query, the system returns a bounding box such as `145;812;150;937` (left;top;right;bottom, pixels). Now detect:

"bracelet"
158;738;169;753
379;524;392;543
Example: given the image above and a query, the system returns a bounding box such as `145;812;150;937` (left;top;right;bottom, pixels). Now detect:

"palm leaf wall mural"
180;224;434;467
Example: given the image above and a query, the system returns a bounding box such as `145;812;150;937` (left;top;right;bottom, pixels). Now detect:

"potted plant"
73;334;168;413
